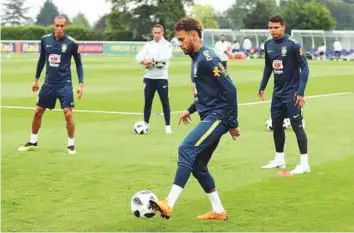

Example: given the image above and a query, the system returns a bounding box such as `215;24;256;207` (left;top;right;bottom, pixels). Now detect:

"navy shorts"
37;83;74;110
271;97;302;121
178;113;229;168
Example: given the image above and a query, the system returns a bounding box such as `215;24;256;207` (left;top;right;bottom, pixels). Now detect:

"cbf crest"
281;46;287;56
61;44;67;53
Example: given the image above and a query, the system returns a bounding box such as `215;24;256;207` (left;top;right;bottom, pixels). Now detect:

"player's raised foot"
165;125;172;134
149;199;172;219
261;159;286;169
290;164;310;175
197;210;228;221
67;145;76;155
18;142;38;152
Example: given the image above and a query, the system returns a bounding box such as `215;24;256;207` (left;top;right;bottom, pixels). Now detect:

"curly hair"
269;15;285;26
175;17;203;38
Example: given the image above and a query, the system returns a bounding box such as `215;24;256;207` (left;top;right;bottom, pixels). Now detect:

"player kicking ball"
258;15;310;176
149;17;240;220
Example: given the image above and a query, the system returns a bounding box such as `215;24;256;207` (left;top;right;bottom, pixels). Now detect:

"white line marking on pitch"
0;92;351;116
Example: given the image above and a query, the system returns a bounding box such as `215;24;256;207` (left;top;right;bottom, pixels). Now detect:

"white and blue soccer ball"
283;118;291;129
133;121;149;134
131;190;158;219
265;118;305;131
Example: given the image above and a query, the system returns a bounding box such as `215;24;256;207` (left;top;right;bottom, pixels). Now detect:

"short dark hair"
175;17;203;38
153;24;164;31
54;15;67;24
269;15;285;26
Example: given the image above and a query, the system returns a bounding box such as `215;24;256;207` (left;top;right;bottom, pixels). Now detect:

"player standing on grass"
136;24;173;134
150;17;240;220
18;15;84;155
258;15;310;175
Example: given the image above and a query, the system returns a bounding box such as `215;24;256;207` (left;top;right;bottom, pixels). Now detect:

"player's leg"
58;85;76;154
18;84;56;151
262;98;286;168
156;79;171;134
150;116;228;219
143;78;156;126
192;139;228;220
286;101;310;174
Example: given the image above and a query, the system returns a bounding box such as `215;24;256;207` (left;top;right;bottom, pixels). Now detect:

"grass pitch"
1;54;354;231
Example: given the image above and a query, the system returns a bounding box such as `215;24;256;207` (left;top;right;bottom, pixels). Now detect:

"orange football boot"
197;210;228;221
149;200;172;219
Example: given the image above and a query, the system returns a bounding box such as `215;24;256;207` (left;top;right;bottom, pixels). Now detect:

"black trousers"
143;78;171;125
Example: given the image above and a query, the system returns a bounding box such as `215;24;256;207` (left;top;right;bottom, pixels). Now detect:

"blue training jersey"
187;46;238;128
35;33;83;85
259;34;309;99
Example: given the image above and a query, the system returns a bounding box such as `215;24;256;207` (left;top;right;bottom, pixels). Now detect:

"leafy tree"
304;1;335;30
216;14;232;29
1;0;30;26
106;0;191;40
225;0;258;29
94;14;107;32
243;0;279;29
317;0;354;29
189;4;219;29
35;0;60;26
72;13;91;28
281;0;335;30
154;0;186;39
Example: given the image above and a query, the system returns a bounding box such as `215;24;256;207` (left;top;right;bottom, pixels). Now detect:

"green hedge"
1;25;105;41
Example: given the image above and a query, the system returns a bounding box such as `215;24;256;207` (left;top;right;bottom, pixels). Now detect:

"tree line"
1;0;354;41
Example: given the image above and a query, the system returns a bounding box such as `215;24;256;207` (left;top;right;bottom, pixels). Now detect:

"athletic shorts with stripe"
178;113;229;171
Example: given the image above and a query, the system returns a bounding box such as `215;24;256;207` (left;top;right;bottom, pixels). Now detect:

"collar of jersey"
274;34;288;44
51;32;67;41
189;45;206;60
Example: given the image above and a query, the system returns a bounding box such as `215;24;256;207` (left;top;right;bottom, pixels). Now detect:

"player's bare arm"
77;82;84;100
32;78;40;93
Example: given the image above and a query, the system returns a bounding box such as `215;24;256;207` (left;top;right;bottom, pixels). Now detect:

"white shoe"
67;145;76;155
165;125;172;134
290;164;310;175
261;159;286;169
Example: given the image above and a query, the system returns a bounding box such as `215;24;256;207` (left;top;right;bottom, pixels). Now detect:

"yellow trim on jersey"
41;33;51;39
194;120;221;147
67;36;78;44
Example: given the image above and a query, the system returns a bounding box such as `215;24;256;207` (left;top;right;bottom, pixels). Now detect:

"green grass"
1;54;354;232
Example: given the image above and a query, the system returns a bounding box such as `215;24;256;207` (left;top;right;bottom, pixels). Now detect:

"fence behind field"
0;40;184;56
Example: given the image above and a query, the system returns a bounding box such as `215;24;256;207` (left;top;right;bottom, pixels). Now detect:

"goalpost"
291;30;354;55
202;29;269;48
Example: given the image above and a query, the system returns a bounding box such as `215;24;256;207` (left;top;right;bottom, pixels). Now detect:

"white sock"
300;154;309;166
166;184;183;208
207;190;225;214
30;134;38;143
68;137;75;147
275;152;285;161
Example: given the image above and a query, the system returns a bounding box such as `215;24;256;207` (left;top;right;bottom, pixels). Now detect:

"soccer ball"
265;118;292;131
266;118;306;131
283;118;291;129
131;190;158;219
133;121;148;134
